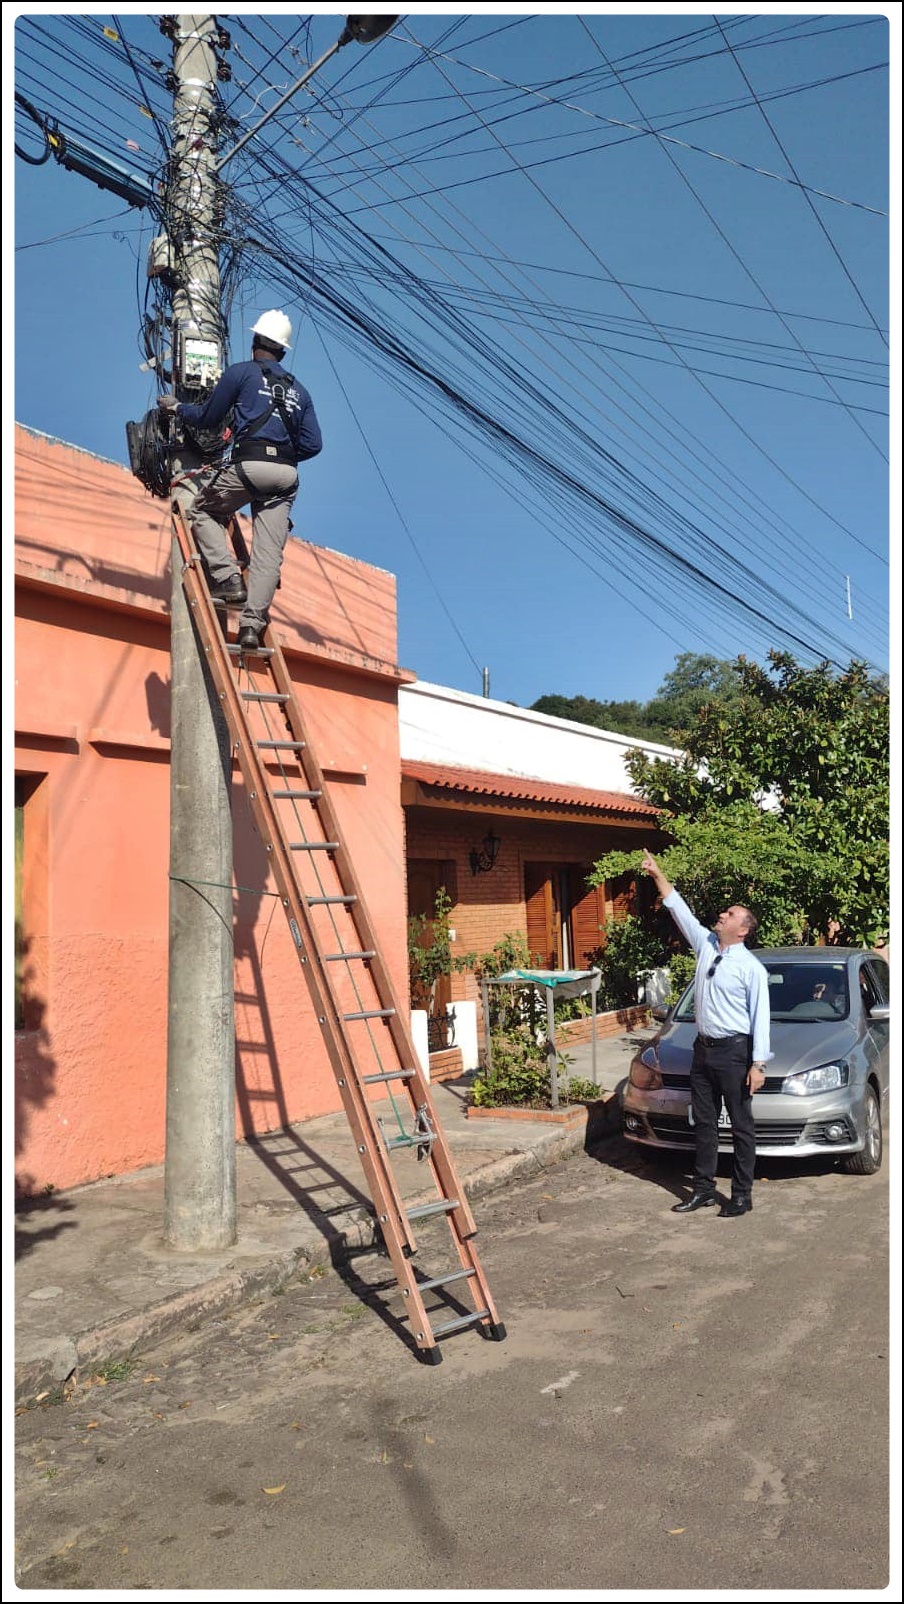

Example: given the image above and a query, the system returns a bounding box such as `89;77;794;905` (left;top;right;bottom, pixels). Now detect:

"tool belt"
232;439;297;466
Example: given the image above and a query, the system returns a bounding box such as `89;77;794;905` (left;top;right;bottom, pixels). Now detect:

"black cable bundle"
125;406;172;498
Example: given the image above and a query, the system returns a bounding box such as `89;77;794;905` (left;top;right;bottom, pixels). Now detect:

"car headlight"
628;1046;662;1090
782;1062;849;1096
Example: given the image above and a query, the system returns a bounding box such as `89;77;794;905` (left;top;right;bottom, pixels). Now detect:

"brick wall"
404;805;650;1016
557;1007;649;1042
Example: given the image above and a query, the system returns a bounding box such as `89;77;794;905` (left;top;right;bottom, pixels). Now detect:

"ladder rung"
344;1008;395;1021
257;741;305;750
308;895;356;906
362;1069;415;1084
407;1199;459;1222
430;1308;490;1340
227;644;273;657
272;789;321;800
242;691;289;703
418;1268;476;1295
326;950;376;962
290;841;338;852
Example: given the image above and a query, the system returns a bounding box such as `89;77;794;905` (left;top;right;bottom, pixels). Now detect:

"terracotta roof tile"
401;759;657;817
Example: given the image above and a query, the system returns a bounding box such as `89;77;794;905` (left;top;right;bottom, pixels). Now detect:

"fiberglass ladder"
172;503;506;1363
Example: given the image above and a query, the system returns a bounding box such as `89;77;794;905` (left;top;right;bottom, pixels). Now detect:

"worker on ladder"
159;310;323;653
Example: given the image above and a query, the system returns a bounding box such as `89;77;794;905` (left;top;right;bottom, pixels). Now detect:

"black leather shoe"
237;625;262;653
672;1191;717;1214
210;575;247;606
719;1196;753;1217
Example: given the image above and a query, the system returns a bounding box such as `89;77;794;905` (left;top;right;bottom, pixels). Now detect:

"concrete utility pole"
159;12;399;1251
163;13;236;1251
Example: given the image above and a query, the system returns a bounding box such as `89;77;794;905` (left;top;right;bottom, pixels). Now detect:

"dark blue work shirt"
179;358;323;463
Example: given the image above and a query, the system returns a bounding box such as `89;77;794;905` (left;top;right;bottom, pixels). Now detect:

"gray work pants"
190;459;299;633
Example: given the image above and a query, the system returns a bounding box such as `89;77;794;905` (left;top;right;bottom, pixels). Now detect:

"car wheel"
841;1086;882;1175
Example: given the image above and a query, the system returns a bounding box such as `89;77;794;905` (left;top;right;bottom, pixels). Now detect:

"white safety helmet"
250;309;293;350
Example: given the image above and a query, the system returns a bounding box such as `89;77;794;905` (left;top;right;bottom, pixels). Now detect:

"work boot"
238;625;262;653
209;574;247;606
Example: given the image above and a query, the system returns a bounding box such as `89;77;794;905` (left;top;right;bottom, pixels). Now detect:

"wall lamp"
469;831;501;876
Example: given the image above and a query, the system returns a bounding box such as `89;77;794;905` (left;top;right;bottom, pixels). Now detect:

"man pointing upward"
640;849;771;1218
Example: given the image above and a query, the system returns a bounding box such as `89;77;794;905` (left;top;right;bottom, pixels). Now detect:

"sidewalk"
14;1028;653;1401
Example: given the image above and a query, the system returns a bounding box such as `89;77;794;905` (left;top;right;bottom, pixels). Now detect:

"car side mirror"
651;1004;670;1022
868;1003;890;1023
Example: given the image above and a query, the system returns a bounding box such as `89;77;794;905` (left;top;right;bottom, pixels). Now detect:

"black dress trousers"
690;1033;756;1199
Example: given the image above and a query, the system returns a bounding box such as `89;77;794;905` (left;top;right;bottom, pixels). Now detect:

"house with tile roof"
399;681;678;1075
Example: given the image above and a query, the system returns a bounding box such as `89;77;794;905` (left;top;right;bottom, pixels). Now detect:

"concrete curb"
15;1115;617;1403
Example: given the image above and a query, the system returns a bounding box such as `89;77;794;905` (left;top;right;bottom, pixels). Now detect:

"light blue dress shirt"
664;889;772;1064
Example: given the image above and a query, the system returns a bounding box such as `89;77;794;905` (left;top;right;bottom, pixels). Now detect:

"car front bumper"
621;1085;867;1159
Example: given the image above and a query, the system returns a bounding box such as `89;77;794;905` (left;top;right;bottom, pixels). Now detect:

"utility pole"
162;13;236;1252
156;13;398;1251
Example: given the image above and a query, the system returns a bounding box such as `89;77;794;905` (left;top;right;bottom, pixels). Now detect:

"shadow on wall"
145;670;172;740
15;929;74;1256
231;810;377;1231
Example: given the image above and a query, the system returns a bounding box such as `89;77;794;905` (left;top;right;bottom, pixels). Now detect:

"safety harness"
232;366;298;460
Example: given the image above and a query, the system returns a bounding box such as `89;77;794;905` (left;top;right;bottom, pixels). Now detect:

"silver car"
622;948;890;1174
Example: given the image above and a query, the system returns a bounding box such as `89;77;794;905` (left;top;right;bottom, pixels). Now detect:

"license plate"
688;1103;732;1130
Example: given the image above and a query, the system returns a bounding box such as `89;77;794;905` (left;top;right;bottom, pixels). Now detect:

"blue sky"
9;5;896;706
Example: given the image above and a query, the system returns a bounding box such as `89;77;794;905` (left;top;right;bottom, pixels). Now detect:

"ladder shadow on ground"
233;898;455;1357
337;1238;488;1363
232;880;387;1280
241;1118;448;1360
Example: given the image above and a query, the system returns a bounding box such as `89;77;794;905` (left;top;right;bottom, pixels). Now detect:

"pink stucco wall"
14;425;412;1195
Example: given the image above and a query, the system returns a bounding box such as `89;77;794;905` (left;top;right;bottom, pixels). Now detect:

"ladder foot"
420;1345;444;1366
480;1321;508;1343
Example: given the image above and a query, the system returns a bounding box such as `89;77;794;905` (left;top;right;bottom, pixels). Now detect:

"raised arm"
640;849;710;956
640;849;673;900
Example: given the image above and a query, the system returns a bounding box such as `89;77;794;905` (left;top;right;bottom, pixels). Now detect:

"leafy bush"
587;915;669;1010
472;931;535;1035
470;1025;548;1107
470;1026;595;1110
554;995;592;1023
473;930;532;980
666;951;696;1004
562;1075;601;1103
407;887;476;1014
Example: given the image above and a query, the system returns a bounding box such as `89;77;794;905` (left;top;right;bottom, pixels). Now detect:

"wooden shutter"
525;863;557;967
569;869;606;967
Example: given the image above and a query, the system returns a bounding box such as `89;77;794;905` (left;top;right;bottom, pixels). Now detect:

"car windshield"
673;961;850;1024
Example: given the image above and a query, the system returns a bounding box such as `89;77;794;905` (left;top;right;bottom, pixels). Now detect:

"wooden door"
524;862;560;968
407;858;456;1014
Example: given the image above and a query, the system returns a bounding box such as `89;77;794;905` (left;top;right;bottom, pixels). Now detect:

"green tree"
531;652;739;742
591;653;889;949
530;692;650;739
643;652;742;739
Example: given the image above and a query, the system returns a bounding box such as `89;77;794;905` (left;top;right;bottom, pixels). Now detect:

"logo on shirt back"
257;379;300;414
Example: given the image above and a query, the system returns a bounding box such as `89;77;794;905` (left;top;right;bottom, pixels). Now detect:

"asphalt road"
13;1134;891;1595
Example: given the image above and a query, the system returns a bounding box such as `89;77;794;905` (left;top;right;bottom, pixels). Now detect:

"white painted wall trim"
399;679;681;797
